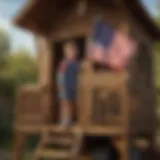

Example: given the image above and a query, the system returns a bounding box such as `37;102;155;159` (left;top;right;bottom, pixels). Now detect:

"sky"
0;0;35;55
0;0;158;55
141;0;158;16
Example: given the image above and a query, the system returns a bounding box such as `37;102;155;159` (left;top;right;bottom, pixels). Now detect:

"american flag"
88;20;136;71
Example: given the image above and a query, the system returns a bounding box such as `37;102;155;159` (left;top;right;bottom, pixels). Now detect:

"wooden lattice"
92;88;122;125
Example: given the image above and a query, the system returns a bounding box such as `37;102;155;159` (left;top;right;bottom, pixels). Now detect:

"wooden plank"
35;36;53;122
113;136;129;160
13;0;37;25
44;125;125;135
84;126;125;135
52;26;89;42
20;115;43;120
36;36;52;85
36;149;69;158
79;72;128;89
15;126;42;134
50;9;92;42
46;138;72;146
13;132;28;160
15;125;125;136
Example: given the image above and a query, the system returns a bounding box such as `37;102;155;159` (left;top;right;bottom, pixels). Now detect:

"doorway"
52;37;86;123
53;37;86;69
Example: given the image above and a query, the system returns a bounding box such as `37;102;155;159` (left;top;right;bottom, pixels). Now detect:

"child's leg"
59;88;76;126
60;100;72;126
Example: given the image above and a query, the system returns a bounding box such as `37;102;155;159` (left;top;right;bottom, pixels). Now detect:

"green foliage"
155;2;160;107
0;106;13;149
0;29;11;65
0;49;38;149
0;77;16;97
0;49;38;85
0;30;10;53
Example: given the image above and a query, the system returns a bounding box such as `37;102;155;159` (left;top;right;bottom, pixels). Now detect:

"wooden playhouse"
13;0;160;160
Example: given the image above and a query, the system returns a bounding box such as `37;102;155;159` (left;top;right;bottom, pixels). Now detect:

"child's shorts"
59;88;76;101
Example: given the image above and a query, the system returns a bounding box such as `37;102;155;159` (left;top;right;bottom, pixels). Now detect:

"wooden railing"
78;61;129;127
15;84;49;129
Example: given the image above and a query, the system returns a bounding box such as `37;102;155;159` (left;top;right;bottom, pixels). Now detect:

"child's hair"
63;39;77;48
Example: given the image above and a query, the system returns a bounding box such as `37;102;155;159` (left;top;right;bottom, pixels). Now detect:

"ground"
0;151;33;160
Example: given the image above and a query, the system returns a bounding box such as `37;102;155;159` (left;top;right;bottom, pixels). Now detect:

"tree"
155;2;160;90
155;2;160;35
0;49;38;148
1;49;38;85
0;29;11;64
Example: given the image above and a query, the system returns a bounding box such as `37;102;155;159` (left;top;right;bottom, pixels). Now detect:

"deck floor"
15;125;125;136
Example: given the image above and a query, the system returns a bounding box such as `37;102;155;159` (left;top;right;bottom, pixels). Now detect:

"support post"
114;136;129;160
14;131;28;160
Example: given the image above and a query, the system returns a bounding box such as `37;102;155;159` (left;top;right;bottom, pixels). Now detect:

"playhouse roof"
13;0;160;40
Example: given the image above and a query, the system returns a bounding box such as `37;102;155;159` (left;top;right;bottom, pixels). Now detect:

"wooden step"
34;127;83;160
36;149;70;159
46;132;74;139
45;137;73;146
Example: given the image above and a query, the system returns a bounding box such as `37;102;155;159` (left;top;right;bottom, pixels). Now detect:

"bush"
0;77;16;98
0;77;16;149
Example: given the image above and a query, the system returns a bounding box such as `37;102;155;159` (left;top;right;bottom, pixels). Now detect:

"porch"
15;70;129;136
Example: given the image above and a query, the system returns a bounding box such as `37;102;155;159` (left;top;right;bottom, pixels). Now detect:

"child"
57;40;79;126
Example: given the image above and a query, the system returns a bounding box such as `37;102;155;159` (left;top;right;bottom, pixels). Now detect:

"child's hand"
58;85;65;91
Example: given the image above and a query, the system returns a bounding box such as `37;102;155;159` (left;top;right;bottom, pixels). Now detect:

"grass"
0;149;34;160
24;152;33;160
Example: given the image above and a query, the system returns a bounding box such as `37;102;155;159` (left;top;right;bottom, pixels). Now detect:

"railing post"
78;60;93;126
14;131;28;160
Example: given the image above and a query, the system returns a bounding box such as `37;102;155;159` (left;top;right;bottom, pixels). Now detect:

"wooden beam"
114;0;123;5
113;136;129;160
13;132;28;160
79;72;128;89
13;0;37;26
15;125;125;136
35;35;53;123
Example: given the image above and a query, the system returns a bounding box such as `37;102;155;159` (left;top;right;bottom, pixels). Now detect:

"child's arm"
57;73;65;91
57;61;68;92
